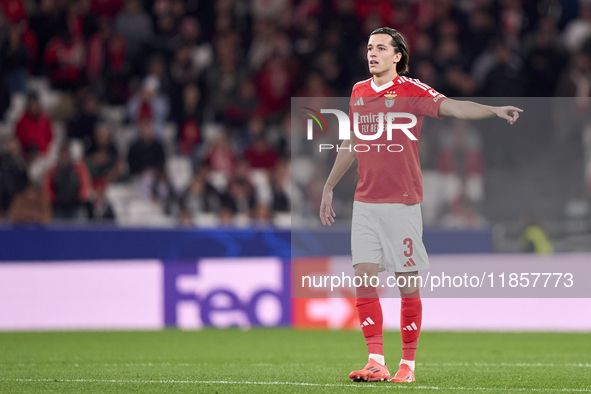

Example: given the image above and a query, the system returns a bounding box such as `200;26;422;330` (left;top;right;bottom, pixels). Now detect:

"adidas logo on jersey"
403;258;416;267
402;322;419;331
353;97;364;106
361;317;375;327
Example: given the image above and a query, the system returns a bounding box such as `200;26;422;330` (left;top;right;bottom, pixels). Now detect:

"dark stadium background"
0;0;590;343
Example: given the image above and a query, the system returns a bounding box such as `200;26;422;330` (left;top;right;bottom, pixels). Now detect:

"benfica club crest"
384;91;397;108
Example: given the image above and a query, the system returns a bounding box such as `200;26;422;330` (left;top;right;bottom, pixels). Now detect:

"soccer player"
319;27;522;383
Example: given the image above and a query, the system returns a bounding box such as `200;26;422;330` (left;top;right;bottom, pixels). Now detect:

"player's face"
367;34;401;75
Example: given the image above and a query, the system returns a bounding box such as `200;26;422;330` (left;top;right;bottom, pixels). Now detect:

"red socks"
355;287;422;363
355;286;383;356
400;289;422;361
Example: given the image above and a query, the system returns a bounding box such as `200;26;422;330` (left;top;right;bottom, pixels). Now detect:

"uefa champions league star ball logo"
384;91;397;108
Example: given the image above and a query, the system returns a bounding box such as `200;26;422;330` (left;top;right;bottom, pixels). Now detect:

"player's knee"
354;262;379;278
397;272;420;295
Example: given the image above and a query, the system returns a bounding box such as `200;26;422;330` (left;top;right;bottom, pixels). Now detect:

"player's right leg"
350;201;390;382
349;262;390;382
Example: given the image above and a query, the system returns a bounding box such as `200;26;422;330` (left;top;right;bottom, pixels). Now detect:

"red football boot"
390;363;415;383
349;358;390;382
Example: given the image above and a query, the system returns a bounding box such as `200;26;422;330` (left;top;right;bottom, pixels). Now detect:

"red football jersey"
349;75;446;204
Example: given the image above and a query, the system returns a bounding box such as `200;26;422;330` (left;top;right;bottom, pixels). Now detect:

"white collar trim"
371;79;394;92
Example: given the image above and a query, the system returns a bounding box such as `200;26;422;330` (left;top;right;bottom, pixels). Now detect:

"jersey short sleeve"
400;77;446;119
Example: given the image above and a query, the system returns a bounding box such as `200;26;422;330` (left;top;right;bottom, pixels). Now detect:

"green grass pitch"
1;329;590;393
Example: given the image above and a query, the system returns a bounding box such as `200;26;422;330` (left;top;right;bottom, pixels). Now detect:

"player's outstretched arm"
439;98;523;125
320;138;357;226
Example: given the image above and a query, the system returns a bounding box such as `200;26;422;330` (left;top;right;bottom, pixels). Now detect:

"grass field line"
2;362;591;368
3;378;591;392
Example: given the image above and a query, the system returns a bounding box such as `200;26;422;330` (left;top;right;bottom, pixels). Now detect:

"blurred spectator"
244;137;279;170
144;56;172;98
524;28;568;96
556;50;591;98
180;171;221;217
0;23;32;93
256;57;292;119
127;120;166;176
222;160;256;219
296;72;335;97
44;144;93;219
519;215;554;255
1;0;27;23
115;0;153;74
218;205;234;226
151;169;177;215
314;50;347;95
152;6;177;55
173;83;203;155
253;202;272;225
88;178;116;221
434;36;464;76
30;0;67;74
499;0;525;45
8;183;51;225
251;0;290;21
563;2;591;54
464;7;496;64
178;17;213;78
73;0;99;41
224;177;255;219
177;119;201;157
249;20;291;71
86;18;128;103
84;123;119;181
442;66;476;97
178;209;193;226
43;29;86;91
67;90;100;146
127;76;169;138
224;79;259;130
293;17;321;58
271;160;290;212
436;120;484;177
440;196;486;228
204;132;236;175
205;36;247;119
413;60;441;91
170;44;198;88
15;92;53;157
0;137;29;216
480;41;525;96
91;0;124;19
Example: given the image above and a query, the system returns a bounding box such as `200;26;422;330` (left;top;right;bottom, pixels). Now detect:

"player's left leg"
391;271;421;383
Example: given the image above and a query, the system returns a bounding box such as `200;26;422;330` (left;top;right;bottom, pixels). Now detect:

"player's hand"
319;185;336;226
495;106;523;125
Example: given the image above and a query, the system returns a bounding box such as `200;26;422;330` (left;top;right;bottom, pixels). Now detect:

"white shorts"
351;201;430;272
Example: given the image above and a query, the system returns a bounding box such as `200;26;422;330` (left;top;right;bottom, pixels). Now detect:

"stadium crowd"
0;0;589;227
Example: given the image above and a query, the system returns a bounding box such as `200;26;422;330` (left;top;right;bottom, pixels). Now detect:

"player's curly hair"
369;27;410;75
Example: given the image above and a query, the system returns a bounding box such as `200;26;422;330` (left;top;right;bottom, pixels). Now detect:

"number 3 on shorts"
403;238;413;257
